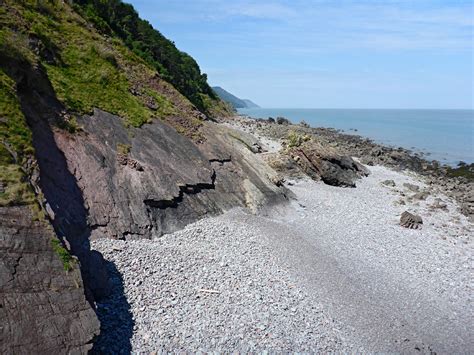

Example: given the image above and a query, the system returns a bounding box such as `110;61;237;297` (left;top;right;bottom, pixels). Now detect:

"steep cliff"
0;206;100;353
0;33;99;352
0;0;288;351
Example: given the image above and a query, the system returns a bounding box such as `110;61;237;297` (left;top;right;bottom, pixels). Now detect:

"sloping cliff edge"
0;1;370;352
0;60;290;352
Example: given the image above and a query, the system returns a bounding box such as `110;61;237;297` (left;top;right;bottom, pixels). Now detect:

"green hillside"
212;86;260;109
0;0;233;204
73;0;227;115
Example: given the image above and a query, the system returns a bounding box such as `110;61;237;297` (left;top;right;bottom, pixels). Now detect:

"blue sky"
127;0;473;109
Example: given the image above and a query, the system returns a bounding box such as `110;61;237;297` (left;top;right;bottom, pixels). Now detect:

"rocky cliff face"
0;1;289;351
0;206;99;354
0;66;289;353
54;109;288;241
0;23;290;354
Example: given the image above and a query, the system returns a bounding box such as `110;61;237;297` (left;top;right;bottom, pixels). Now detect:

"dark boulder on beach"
400;211;423;229
267;138;370;187
276;117;291;125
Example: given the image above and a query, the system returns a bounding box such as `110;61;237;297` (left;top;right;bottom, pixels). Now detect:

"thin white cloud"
150;1;473;51
223;2;297;20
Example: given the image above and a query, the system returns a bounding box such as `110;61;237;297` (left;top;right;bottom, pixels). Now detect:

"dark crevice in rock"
90;222;109;231
11;255;23;278
209;156;232;164
144;170;216;210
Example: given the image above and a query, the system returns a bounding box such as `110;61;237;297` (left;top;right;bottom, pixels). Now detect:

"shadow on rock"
8;59;112;303
91;260;134;354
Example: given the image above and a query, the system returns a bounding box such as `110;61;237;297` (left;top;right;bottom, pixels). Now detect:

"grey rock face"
0;206;99;354
400;211;423;229
53;109;289;240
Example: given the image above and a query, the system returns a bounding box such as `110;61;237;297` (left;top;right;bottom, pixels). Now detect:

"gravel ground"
92;163;473;353
252;165;473;353
91;217;356;353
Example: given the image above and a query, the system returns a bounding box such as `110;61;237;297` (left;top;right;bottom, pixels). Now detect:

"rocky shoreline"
229;114;474;222
91;140;472;352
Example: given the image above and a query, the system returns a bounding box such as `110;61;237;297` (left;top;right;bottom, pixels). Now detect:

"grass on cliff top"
2;0;210;140
45;42;153;127
30;5;154;128
2;1;179;128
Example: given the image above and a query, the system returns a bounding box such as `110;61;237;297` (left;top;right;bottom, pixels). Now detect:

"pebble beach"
92;151;473;352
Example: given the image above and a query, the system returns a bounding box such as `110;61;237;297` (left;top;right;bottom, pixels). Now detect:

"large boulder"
288;142;370;187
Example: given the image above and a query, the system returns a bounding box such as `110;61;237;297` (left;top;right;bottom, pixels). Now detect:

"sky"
127;0;473;109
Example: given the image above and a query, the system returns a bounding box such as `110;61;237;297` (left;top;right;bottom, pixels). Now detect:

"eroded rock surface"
0;206;99;354
266;142;370;187
54;109;289;240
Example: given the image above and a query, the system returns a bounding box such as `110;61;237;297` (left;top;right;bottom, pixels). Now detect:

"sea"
238;108;474;166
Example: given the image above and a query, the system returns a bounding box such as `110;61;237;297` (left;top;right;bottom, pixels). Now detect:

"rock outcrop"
267;141;370;187
0;206;99;353
53;109;289;240
1;21;291;352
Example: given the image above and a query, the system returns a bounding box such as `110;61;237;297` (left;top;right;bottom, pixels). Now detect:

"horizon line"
238;107;474;111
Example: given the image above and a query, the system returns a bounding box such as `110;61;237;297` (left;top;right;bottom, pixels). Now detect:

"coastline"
91;114;473;352
230;114;473;223
237;108;474;167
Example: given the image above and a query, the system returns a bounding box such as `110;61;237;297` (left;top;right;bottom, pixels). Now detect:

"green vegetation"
287;131;310;148
51;238;75;272
30;5;155;127
45;41;153;127
0;69;34;164
1;0;230;137
117;143;131;155
0;164;35;206
0;69;36;206
447;163;474;181
56;116;81;134
1;0;185;128
73;0;225;115
199;92;234;118
146;89;177;118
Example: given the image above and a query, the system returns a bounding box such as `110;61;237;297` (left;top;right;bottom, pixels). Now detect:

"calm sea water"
238;108;474;166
